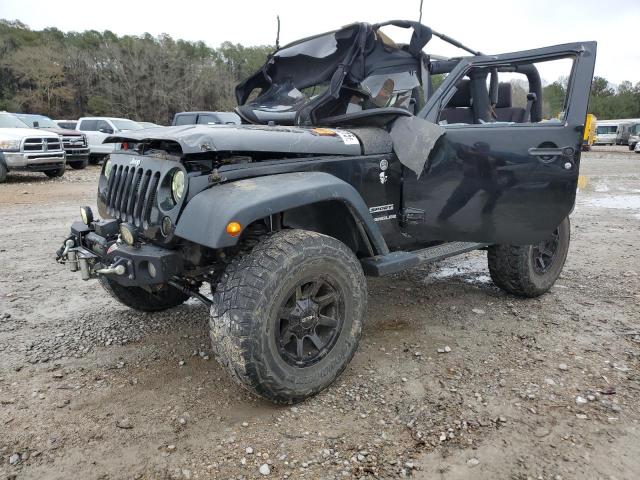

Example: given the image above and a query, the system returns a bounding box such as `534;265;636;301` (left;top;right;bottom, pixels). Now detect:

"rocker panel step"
361;242;486;276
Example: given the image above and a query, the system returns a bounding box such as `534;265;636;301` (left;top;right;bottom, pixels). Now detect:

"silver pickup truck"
0;112;66;182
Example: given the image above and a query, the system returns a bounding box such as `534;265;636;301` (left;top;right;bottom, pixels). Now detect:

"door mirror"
33;121;40;128
99;127;114;134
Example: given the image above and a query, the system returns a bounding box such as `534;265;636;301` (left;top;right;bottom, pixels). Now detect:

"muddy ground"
1;147;639;480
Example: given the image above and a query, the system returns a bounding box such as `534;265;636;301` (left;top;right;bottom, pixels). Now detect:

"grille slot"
106;164;162;227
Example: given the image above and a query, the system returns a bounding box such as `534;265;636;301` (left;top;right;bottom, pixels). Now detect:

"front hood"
0;127;60;139
41;127;82;136
103;124;362;156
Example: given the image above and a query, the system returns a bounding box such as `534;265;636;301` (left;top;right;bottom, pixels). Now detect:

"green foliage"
0;20;273;123
588;77;640;120
542;81;566;118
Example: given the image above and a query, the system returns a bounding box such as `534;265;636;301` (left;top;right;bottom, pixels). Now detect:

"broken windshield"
236;22;429;125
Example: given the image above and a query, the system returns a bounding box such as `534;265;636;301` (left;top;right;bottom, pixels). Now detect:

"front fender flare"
174;172;389;254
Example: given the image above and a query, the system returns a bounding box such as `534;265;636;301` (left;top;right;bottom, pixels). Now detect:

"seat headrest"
497;82;512;108
446;79;471;108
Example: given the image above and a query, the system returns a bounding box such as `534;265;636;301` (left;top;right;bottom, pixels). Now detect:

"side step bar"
360;242;487;276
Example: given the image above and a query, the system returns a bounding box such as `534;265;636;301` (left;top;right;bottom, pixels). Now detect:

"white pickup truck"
76;117;144;164
0;112;66;183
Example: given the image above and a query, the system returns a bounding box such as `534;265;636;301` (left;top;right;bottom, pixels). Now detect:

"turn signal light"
226;221;242;237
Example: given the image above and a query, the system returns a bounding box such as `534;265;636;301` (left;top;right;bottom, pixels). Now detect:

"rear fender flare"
174;172;389;255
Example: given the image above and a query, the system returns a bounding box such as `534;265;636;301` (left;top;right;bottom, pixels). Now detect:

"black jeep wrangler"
57;21;596;403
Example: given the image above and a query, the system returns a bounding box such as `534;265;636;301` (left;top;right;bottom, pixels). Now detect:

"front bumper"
4;151;66;170
65;148;90;161
59;219;183;287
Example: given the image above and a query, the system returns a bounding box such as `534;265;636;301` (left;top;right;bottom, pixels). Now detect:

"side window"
438;56;575;126
174;114;196;126
96;120;111;132
78;119;98;131
197;114;221;125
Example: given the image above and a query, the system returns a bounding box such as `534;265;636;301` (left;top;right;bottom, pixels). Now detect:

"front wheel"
69;158;88;170
88;154;103;165
209;230;367;404
98;276;189;312
44;165;65;178
487;217;570;298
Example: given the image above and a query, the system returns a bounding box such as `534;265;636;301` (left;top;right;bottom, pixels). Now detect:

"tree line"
0;20;272;124
1;20;638;123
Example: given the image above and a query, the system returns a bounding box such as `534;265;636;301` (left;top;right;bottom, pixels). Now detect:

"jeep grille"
105;165;160;228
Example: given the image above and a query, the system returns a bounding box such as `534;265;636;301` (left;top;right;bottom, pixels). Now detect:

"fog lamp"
161;216;173;237
119;223;138;246
80;206;94;225
147;262;157;278
226;221;242;237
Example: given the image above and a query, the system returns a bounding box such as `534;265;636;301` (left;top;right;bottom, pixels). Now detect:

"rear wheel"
44;165;65;178
98;276;189;312
209;229;367;404
487;217;570;297
0;162;7;183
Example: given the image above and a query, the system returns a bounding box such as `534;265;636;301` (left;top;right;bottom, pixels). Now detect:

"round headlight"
80;206;94;225
104;159;113;178
171;170;186;202
119;223;137;246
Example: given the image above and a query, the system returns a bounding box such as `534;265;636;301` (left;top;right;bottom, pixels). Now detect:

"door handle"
528;146;575;158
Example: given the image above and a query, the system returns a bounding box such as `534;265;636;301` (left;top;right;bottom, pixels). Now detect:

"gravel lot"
1;147;639;480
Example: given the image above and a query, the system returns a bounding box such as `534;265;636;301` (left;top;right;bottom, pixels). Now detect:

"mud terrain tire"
210;229;367;404
488;217;570;298
98;276;189;312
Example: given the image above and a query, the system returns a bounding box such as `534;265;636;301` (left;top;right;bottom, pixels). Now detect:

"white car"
634;142;640;153
0;112;66;183
76;117;144;164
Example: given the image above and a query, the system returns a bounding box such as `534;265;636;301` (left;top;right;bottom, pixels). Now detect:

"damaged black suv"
57;21;597;403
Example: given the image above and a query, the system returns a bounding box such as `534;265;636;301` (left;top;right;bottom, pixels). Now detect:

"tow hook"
95;264;126;276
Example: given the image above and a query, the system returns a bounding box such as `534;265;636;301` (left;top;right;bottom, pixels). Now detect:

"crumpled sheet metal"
389;116;445;178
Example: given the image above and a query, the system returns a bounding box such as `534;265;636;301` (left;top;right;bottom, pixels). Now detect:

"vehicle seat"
438;79;474;124
494;83;526;123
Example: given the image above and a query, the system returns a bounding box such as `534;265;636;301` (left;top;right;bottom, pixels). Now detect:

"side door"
77;119;100;149
403;42;596;245
93;120;115;153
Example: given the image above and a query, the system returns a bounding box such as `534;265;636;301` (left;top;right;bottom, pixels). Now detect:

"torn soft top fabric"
389;116;445;177
235;21;432;127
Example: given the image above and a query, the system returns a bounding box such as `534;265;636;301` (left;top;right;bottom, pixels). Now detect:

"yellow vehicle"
582;113;597;151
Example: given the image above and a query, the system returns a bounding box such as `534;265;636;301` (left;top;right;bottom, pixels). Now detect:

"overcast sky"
3;0;639;85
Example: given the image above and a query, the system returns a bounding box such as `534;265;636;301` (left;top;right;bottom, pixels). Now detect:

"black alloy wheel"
531;228;560;274
276;277;344;368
